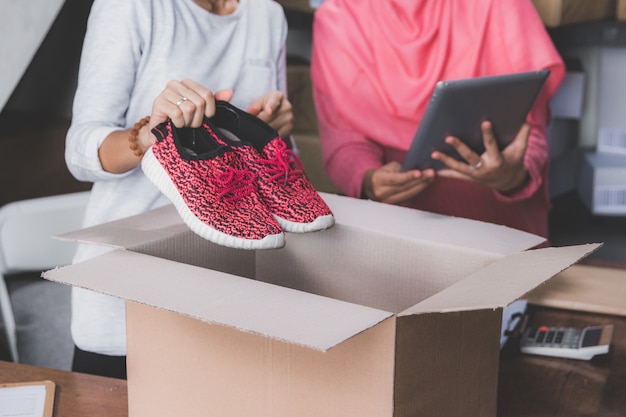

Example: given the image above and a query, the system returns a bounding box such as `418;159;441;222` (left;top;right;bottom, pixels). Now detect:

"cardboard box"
287;62;318;133
293;132;342;194
552;46;626;149
43;194;598;417
618;0;626;20
531;0;616;27
550;61;585;120
525;264;626;316
578;151;626;215
595;47;626;155
275;0;315;13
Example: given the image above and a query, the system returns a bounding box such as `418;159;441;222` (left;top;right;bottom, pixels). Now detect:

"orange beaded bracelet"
128;116;151;159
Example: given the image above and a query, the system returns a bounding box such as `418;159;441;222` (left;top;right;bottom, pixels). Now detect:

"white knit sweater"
65;0;288;355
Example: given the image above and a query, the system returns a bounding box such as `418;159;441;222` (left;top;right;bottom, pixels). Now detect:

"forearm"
66;0;147;182
99;121;153;174
494;99;550;202
323;134;384;199
314;88;383;198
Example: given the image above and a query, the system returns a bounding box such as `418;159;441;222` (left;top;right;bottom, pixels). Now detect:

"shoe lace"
215;167;256;202
260;140;304;185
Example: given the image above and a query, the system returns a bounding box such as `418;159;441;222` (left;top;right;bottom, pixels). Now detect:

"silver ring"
470;161;483;170
175;97;189;107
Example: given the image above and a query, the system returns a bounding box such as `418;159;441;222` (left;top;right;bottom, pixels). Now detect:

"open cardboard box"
530;0;615;27
43;193;599;417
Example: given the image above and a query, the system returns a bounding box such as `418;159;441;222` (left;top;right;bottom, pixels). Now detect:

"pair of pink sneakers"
142;101;334;250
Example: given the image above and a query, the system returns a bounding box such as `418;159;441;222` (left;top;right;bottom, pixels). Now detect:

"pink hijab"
311;0;565;151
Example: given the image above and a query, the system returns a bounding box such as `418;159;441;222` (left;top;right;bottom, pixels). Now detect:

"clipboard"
0;380;55;417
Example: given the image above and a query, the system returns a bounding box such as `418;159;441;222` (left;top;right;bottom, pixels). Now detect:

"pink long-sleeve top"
310;0;565;238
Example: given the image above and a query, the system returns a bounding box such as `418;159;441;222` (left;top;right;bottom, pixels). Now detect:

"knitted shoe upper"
145;120;284;247
208;102;335;232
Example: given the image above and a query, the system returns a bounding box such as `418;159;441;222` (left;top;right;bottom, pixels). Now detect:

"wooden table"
1;306;623;417
498;306;626;417
0;360;127;416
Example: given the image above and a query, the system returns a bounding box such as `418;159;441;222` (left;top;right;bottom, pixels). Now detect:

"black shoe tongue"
212;100;278;151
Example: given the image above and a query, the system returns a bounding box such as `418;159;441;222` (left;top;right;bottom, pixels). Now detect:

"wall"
0;0;65;112
0;0;94;206
2;0;93;119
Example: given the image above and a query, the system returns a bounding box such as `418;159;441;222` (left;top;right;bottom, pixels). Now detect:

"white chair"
0;191;90;362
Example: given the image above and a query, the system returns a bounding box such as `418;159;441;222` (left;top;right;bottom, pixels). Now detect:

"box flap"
54;204;189;250
321;193;545;255
401;244;601;315
57;194;546;256
43;250;393;352
525;264;626;316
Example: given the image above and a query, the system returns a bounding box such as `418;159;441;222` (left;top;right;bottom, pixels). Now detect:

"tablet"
401;70;550;171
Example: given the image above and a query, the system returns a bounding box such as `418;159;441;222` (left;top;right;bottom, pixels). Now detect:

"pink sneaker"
208;101;335;233
142;120;285;250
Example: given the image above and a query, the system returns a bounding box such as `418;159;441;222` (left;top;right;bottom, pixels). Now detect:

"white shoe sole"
142;147;285;250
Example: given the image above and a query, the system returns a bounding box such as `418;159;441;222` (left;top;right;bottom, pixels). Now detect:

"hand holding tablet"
401;70;550;171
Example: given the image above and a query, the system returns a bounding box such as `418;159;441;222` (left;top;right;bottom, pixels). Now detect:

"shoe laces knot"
261;140;304;185
216;167;256;202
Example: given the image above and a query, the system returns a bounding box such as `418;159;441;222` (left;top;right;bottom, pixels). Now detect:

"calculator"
520;324;614;360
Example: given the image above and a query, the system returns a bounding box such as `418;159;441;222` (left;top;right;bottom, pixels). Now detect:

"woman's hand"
362;161;435;205
432;121;530;193
247;90;294;139
150;79;233;130
100;79;233;174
